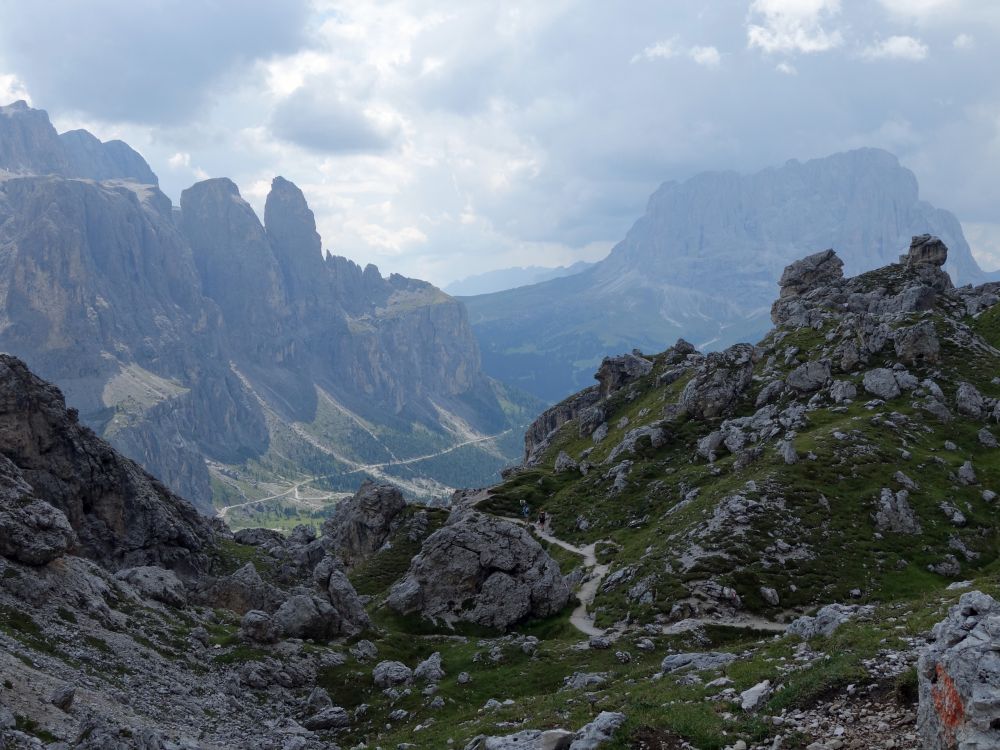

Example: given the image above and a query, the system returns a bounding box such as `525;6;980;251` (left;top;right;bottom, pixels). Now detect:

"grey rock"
372;660;413;688
862;368;901;400
829;380;856;404
917;591;1000;750
786;360;831;393
0;489;77;566
777;249;844;300
680;344;756;420
387;510;569;631
958;461;977;485
350;639;378;662
906;233;949;268
660;652;736;673
321;481;407;568
414;652;445;683
928;555;963;577
49;684;75;711
457;671;471;684
239;610;278;644
979;428;998;448
563;672;608;690
740;680;772;711
569;711;626;749
788;604;872;639
301;706;350;730
304;686;333;712
894;320;940;365
873;488;922;534
273;591;366;641
605;423;667;464
595;353;653;398
760;587;780;606
956;382;985;419
554;451;578;473
778;440;797;465
114;566;187;607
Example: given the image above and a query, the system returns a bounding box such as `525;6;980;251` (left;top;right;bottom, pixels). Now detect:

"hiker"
538;510;547;529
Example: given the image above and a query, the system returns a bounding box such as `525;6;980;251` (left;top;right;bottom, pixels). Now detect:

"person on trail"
521;504;530;521
538;510;547;529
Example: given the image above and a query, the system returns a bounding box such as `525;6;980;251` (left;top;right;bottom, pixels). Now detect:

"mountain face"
463;148;991;403
0;102;528;517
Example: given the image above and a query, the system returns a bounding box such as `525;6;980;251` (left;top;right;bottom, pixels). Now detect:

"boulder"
894;321;940;365
776;249;844;300
788;603;871;639
786;360;831;393
372;660;413;688
387;510;569;631
114;566;187;607
414;652;445;683
321;481;407;568
956;382;985;420
917;591;1000;750
740;680;771;711
198;562;283;615
862;368;901;400
554;451;578;473
660;652;736;673
906;234;948;268
595;353;653;398
570;712;627;749
301;706;350;730
873;488;922;534
312;555;371;635
829;380;857;404
239;610;278;644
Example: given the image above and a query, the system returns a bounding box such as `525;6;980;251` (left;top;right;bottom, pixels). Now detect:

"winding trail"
512;519;610;637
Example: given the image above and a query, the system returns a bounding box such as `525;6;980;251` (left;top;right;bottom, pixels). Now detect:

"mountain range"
462;148;994;403
0;100;535;518
443;261;593;296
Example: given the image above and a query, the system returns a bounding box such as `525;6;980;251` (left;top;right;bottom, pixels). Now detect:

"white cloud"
861;35;929;61
0;73;30;104
775;61;798;74
690;46;722;68
632;39;721;68
168;152;191;169
953;33;975;49
747;0;843;55
631;38;680;63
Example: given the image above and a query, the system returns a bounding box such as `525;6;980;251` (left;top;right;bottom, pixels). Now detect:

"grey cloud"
0;0;309;123
270;86;399;154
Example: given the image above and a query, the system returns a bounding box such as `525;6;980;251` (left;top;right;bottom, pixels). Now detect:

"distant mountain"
463;148;992;403
444;261;594;296
0;102;535;518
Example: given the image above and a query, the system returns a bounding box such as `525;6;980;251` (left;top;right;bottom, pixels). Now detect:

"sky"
0;0;998;285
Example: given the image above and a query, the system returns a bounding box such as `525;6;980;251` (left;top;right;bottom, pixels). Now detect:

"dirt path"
512;519;610;637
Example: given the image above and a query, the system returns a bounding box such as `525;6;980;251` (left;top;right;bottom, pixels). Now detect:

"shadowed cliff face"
0;102;516;513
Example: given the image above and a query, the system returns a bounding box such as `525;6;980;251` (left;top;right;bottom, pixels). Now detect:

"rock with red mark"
917;591;1000;749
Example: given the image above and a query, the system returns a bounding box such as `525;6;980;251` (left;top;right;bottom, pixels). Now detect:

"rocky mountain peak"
0;100;158;184
264;176;327;312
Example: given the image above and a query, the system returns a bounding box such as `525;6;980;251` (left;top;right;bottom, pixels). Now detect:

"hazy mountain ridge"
464;148;993;403
0;102;530;515
445;261;593;296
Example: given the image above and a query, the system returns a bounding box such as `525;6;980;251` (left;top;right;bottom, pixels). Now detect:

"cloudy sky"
1;0;998;284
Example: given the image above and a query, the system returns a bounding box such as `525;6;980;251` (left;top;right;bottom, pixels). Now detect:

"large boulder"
917;591;1000;749
321;481;407;567
776;249;844;299
594;353;653;398
906;234;948;268
786;360;831;393
387;510;570;631
679;344;756;420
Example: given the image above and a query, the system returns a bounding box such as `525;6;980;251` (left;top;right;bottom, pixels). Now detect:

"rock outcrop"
918;591;1000;749
387;510;570;630
321;481;407;567
0;355;214;574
